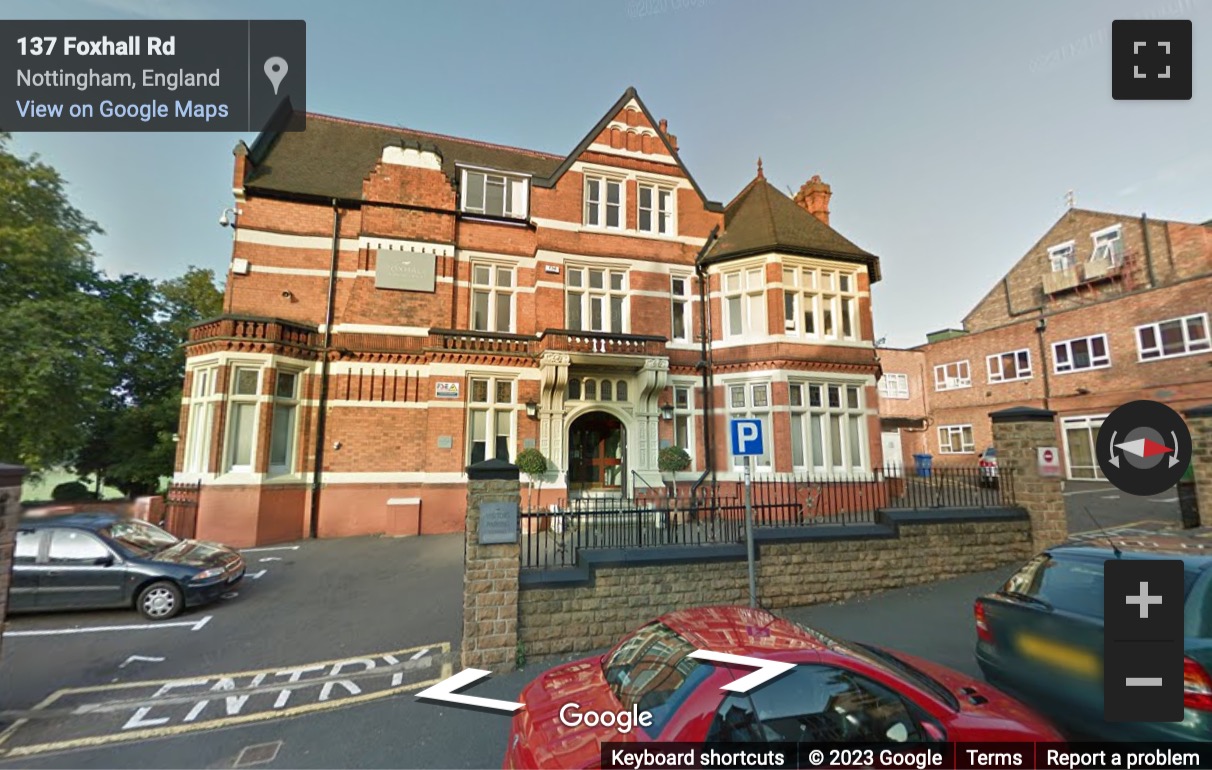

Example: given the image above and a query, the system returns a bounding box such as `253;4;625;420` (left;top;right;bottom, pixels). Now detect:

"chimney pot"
794;176;832;226
659;118;668;133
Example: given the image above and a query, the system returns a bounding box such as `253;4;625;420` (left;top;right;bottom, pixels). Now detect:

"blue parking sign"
730;419;764;456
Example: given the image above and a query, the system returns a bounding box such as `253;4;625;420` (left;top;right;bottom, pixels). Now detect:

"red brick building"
876;207;1212;479
176;89;884;546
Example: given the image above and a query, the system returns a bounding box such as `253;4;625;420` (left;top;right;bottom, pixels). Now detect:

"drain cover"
234;741;282;768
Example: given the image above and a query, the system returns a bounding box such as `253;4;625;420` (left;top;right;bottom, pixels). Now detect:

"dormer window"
461;169;528;220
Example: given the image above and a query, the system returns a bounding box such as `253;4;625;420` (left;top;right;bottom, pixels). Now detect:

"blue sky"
7;0;1209;347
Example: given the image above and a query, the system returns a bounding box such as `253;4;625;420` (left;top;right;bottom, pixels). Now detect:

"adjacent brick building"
176;89;884;545
877;207;1212;479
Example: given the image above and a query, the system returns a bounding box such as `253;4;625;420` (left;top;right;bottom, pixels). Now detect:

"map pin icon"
264;56;288;95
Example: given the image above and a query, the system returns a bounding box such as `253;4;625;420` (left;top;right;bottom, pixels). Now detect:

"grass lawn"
20;467;126;503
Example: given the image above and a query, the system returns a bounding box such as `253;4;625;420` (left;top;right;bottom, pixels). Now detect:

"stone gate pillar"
1183;404;1212;527
462;459;522;672
0;463;29;662
991;407;1066;552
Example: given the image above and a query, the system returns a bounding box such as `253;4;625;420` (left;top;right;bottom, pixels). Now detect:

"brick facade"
877;209;1212;478
178;89;885;545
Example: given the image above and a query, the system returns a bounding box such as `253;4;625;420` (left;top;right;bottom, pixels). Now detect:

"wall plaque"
435;382;460;399
375;249;436;292
479;501;519;545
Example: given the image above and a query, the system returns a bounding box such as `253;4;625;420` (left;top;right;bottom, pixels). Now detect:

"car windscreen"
101;519;179;557
601;622;708;737
851;643;960;711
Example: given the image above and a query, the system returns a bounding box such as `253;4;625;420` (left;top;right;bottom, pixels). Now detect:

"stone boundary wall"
517;507;1031;657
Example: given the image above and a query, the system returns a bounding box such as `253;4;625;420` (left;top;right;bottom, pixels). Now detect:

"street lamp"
525;400;539;419
660;403;674;421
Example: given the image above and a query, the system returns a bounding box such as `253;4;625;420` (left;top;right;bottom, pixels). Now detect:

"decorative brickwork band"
1182;404;1212;529
990;408;1066;552
462;460;521;672
0;463;29;664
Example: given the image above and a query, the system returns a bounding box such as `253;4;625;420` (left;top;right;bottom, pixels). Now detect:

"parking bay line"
240;546;300;553
3;615;212;638
0;641;452;759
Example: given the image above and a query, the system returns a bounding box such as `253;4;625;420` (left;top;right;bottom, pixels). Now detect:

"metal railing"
519;465;1015;569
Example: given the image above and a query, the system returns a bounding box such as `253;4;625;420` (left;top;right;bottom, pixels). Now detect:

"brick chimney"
794;175;832;226
658;118;678;151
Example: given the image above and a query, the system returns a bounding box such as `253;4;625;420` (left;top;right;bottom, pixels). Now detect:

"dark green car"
975;539;1212;740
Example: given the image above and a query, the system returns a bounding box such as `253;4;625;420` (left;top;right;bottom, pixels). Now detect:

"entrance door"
1062;415;1107;480
880;430;904;476
568;412;626;493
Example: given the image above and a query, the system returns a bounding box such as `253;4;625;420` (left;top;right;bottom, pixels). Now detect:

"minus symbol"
1125;677;1163;686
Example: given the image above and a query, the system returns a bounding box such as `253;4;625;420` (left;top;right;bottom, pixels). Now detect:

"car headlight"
192;567;225;581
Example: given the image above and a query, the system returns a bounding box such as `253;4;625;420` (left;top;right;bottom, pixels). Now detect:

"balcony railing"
1043;253;1126;295
188;316;318;347
427;328;534;355
538;329;668;357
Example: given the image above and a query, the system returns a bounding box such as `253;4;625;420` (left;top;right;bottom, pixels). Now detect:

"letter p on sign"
730;419;764;456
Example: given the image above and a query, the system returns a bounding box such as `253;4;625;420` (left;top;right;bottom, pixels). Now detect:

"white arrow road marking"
119;655;165;669
241;546;300;553
4;615;211;637
689;650;797;694
415;668;523;713
248;570;267;580
259;557;283;562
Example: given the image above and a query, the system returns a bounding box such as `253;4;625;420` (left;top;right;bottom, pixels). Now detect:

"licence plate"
1016;632;1098;677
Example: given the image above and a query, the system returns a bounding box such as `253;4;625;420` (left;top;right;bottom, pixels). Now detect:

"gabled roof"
537;87;723;211
244;113;564;200
702;175;881;281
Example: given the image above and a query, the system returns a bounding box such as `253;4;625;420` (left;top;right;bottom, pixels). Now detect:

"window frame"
722;267;767;340
565;265;629;333
670;274;692;343
937;424;975;455
877;373;910;400
726;381;773;472
1090;224;1124;265
1052;334;1111;374
637;182;676;236
1135;313;1211;362
672;383;695;464
470;262;517;333
459;168;529;220
224;365;262;473
986;349;1032;383
932;361;971;391
467;375;516;465
1048;241;1076;272
584;174;624;230
782;265;860;341
184;365;220;474
268;368;301;475
788;381;868;473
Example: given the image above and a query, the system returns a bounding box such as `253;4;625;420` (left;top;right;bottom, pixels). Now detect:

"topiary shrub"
658;445;691;474
516;448;549;508
51;481;94;502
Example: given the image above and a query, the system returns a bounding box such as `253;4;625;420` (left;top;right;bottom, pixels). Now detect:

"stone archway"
567;411;626;496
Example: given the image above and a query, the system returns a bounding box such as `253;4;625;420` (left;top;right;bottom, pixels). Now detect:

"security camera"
218;212;229;227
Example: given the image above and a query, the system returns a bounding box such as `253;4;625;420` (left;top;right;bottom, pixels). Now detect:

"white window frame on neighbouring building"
877;373;910;399
937;424;974;455
726;381;772;472
788;381;868;473
1048;241;1076;272
638;182;675;235
670;274;692;343
470;263;515;333
268;369;301;475
584;175;624;229
468;376;515;465
460;168;529;220
723;267;766;339
566;265;628;333
1136;313;1211;361
672;383;694;463
184;366;219;473
933;360;971;391
1053;334;1111;373
1090;224;1124;265
987;349;1032;383
225;366;262;473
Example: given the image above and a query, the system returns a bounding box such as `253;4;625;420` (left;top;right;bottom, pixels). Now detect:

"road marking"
4;615;212;638
0;642;452;758
248;570;267;580
221;592;239;600
1151;497;1179;503
1101;495;1121;499
240;546;300;553
119;656;164;669
258;557;283;562
1064;487;1116;496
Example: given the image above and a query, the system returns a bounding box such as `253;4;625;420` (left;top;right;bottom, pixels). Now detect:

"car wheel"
137;581;183;621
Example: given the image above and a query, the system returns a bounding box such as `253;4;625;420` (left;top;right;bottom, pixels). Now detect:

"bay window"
723;268;766;339
184;367;218;473
269;370;300;473
789;382;867;473
225;367;260;472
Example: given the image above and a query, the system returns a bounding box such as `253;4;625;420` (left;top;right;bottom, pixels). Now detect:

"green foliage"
658;445;692;474
51;481;93;502
515;641;527;669
515;448;549;480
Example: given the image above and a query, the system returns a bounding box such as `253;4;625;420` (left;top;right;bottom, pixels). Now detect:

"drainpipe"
309;199;341;538
692;227;720;497
1141;213;1157;288
1035;316;1051;412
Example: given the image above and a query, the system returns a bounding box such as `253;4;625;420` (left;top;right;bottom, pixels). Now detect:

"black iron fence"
520;465;1015;570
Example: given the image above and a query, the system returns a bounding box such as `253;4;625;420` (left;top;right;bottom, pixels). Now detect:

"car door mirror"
94;555;115;567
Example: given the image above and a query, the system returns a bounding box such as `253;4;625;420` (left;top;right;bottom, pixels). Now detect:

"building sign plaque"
435;382;460;399
375;249;436;292
479;501;518;545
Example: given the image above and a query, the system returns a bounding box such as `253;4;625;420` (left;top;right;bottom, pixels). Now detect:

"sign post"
730;419;764;609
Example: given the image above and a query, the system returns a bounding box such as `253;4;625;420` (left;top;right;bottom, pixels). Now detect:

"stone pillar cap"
467;458;520;480
990;406;1057;423
0;462;29;488
1183;403;1212;418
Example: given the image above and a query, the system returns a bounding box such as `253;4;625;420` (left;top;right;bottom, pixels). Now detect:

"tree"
0;132;110;469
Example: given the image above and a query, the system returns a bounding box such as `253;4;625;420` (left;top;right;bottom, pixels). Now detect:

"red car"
504;605;1062;769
